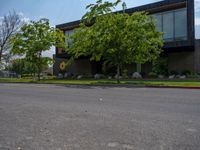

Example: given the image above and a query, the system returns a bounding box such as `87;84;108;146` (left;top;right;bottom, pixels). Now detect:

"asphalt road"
0;83;200;150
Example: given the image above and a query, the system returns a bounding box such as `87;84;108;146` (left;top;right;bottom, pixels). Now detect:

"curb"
146;85;200;89
0;82;145;88
0;82;200;89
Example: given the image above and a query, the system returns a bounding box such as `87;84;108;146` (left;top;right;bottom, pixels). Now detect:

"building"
54;0;200;76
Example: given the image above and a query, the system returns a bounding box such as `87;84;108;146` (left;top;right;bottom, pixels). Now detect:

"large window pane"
65;30;74;36
175;9;187;40
65;30;74;46
152;14;162;32
163;12;174;41
65;30;69;36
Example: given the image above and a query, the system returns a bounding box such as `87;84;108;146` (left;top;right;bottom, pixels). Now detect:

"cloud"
42;46;55;58
18;12;24;16
195;0;200;39
39;15;45;19
21;17;30;23
196;0;200;12
0;12;30;25
196;17;200;26
17;12;30;23
0;16;3;24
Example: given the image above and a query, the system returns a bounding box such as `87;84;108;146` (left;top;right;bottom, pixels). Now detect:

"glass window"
65;30;74;47
175;8;187;40
65;30;69;36
163;11;174;41
152;14;162;32
152;8;188;42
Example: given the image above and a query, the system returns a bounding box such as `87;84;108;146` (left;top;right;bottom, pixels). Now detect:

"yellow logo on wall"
59;61;66;71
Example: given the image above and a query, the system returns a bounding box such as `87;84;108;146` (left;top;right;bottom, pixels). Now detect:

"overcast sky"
0;0;200;57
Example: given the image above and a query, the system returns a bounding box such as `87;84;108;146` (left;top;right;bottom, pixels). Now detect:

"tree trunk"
0;47;3;62
0;53;2;62
117;64;120;84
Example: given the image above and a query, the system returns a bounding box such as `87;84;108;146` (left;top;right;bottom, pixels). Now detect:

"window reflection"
152;8;187;42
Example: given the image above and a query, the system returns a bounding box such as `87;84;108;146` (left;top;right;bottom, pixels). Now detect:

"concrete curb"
0;82;145;88
0;82;200;89
146;85;200;89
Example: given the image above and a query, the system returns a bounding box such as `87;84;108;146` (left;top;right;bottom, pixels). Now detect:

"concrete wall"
54;40;200;76
53;56;67;76
168;40;200;73
53;56;92;76
126;63;152;75
168;52;194;73
142;63;152;74
194;40;200;72
69;59;92;75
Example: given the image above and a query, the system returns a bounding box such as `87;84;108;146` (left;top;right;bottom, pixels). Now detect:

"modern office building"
53;0;200;76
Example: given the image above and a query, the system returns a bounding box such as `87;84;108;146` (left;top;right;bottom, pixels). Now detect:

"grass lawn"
0;78;200;87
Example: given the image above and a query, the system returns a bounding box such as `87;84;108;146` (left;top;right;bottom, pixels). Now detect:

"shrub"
152;57;168;76
76;74;93;79
181;70;191;76
22;74;34;78
102;63;116;77
187;72;200;78
140;72;146;78
148;72;157;78
122;69;129;79
84;74;93;79
169;70;179;76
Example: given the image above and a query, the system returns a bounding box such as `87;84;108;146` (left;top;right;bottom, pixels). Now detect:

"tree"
12;18;67;80
82;0;121;22
0;11;22;62
68;0;164;83
8;57;52;77
5;58;24;75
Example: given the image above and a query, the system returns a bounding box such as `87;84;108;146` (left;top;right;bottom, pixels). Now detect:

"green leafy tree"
12;18;66;80
8;57;52;77
82;0;120;22
68;0;164;83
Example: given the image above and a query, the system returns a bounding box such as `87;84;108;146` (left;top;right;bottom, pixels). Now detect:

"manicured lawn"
0;78;200;87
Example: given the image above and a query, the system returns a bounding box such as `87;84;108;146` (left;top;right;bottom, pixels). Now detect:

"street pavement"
0;83;200;150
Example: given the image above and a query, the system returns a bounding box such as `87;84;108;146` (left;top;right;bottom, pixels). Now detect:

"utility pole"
122;2;127;13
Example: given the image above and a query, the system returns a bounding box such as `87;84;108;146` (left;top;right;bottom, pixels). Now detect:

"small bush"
140;72;146;78
102;63;116;77
187;72;200;79
148;72;157;78
181;70;191;76
122;69;129;79
152;57;168;76
22;74;34;78
169;70;179;76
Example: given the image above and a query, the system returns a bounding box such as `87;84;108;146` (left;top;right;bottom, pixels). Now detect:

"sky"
0;0;200;57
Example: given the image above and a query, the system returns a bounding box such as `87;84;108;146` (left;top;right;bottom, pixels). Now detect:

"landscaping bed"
1;78;200;88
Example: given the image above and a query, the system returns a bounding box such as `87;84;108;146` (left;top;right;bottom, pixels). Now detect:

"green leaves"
69;11;163;68
82;0;121;23
12;18;66;57
66;0;164;83
11;18;66;80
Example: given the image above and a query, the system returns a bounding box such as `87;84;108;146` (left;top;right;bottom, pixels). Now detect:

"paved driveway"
0;83;200;150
